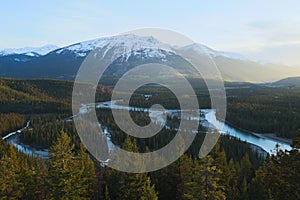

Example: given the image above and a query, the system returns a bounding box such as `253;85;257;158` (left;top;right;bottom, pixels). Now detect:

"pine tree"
239;177;249;200
226;159;239;200
178;155;194;200
153;161;180;200
239;153;254;184
119;136;149;200
141;177;158;200
248;174;269;200
72;143;97;199
48;131;77;200
104;184;111;200
180;155;225;200
211;139;231;196
197;156;226;200
0;145;23;199
104;167;122;200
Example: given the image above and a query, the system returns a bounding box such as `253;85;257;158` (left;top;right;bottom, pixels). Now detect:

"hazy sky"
1;0;300;66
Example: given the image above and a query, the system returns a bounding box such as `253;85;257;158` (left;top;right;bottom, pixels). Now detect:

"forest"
1;127;300;199
126;79;300;139
0;78;299;199
225;86;300;138
1;78;299;139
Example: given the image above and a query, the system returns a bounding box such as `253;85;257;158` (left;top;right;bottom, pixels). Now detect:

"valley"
0;75;299;199
0;34;299;200
2;1;300;199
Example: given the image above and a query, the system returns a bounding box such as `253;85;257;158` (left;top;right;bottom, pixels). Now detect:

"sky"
1;0;300;66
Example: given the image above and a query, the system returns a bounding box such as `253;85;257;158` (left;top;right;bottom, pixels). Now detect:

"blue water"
3;102;292;158
203;109;292;154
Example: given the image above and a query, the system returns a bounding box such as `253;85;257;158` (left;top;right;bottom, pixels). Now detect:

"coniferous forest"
0;78;300;199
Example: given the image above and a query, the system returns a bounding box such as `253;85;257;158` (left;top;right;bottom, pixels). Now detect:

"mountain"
0;35;194;80
54;34;172;57
0;34;299;83
269;77;300;88
179;43;248;61
178;43;299;82
0;45;59;56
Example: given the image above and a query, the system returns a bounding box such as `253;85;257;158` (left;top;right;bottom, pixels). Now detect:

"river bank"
203;109;291;154
252;133;292;145
2;121;49;159
222;119;292;145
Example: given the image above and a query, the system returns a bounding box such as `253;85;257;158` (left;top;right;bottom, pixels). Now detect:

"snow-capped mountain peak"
0;45;59;56
55;34;174;58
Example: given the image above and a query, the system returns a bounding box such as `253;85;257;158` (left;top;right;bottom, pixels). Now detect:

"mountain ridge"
0;45;59;56
270;76;300;87
0;34;299;83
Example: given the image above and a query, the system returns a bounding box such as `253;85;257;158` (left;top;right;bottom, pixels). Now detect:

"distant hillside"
0;79;111;114
270;77;300;88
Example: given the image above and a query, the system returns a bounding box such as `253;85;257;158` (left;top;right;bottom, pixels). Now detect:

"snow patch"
0;45;59;56
56;34;174;58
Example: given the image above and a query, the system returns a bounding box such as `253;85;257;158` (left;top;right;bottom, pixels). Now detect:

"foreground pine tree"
48;131;76;199
141;177;158;200
119;136;149;199
48;131;97;199
0;144;23;199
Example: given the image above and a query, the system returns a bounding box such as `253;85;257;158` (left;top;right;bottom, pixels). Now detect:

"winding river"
2;100;292;159
95;100;292;154
2;121;49;159
203;109;291;154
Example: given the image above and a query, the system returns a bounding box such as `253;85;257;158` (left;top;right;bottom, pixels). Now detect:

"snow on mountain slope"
0;45;59;56
0;35;247;62
54;34;248;62
180;43;248;61
55;34;174;59
1;34;298;82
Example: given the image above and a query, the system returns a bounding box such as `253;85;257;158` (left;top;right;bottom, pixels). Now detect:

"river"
203;109;291;154
2;121;49;159
2;100;292;159
95;100;291;154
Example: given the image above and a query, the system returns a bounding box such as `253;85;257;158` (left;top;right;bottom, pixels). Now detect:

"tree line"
0;113;27;137
225;86;300;138
1;128;299;199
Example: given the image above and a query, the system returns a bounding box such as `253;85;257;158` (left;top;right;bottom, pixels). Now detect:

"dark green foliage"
118;81;300;139
20;115;79;149
249;148;300;200
104;136;158;200
0;78;111;114
0;140;48;199
1;122;299;199
0;79;71;114
141;177;158;200
225;86;300;138
0;78;299;199
0;113;26;137
48;131;97;199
